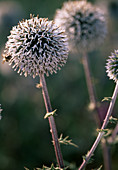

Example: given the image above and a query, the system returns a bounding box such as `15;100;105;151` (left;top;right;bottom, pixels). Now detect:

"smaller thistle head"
54;0;107;52
2;14;68;78
106;50;118;82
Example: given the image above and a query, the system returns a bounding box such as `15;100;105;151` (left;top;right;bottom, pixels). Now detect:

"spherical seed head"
106;50;118;82
2;15;68;78
54;0;107;52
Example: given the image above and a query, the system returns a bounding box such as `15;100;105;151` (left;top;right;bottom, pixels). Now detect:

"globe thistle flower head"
2;14;68;78
54;0;107;53
106;50;118;82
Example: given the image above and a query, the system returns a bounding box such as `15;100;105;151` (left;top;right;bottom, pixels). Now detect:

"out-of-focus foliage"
0;0;118;170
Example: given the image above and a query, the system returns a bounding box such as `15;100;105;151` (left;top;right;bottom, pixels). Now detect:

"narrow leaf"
58;134;78;148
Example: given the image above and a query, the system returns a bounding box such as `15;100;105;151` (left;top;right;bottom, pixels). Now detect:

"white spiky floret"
54;0;107;52
106;50;118;82
2;15;68;78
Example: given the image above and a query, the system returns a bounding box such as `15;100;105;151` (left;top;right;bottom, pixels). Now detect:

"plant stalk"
82;52;111;169
40;72;64;168
82;52;101;124
79;82;118;170
82;52;96;107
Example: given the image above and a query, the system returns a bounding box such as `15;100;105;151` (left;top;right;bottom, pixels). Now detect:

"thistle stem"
82;52;101;124
40;73;64;168
82;52;96;107
82;52;111;169
79;82;118;170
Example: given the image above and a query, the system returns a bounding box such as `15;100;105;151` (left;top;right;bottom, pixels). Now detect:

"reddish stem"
79;82;118;170
40;73;64;168
81;52;112;170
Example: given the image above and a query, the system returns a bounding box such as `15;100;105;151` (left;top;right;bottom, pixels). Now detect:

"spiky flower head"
106;50;118;82
2;14;68;78
54;0;107;52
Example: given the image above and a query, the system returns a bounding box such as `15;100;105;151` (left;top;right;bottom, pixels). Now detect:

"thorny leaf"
58;134;78;148
96;128;110;136
44;109;57;119
82;152;94;164
97;128;112;138
109;116;118;124
104;130;112;138
101;97;112;102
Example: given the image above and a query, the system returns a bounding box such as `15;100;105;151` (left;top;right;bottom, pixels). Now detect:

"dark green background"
0;0;118;169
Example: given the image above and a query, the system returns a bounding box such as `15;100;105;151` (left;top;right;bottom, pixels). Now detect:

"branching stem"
40;72;64;168
81;52;114;170
79;82;118;170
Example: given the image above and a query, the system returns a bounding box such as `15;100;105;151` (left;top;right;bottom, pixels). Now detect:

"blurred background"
0;0;118;169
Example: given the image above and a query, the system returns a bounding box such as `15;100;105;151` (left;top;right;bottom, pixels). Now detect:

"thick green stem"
79;82;118;170
40;73;64;168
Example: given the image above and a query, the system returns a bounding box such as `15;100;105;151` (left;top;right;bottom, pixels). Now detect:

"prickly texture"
106;50;118;82
54;0;107;52
2;15;68;78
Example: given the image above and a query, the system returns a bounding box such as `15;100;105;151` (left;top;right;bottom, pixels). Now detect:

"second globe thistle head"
2;14;68;78
106;50;118;82
54;0;107;53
